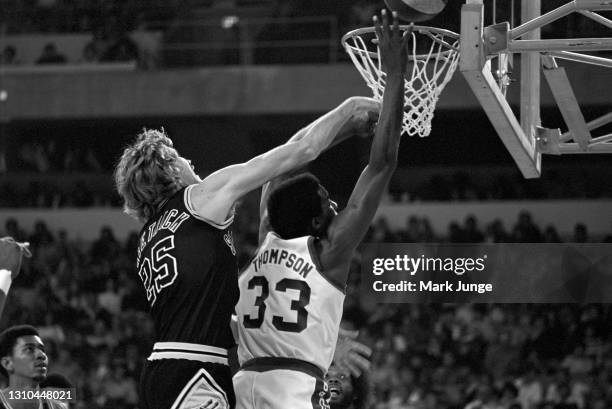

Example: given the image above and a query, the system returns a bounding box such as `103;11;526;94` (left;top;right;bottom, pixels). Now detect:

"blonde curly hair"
114;129;186;223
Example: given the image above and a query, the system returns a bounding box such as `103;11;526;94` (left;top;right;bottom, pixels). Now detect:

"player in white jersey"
234;10;409;409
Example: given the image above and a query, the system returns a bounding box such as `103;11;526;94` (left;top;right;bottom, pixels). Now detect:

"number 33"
243;277;311;333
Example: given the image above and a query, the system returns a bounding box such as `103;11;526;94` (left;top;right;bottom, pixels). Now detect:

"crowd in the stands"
1;209;611;408
1;0;610;66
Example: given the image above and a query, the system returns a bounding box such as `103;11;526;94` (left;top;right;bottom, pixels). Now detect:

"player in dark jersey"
114;96;381;409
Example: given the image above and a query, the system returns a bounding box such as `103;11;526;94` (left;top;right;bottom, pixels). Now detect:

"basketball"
383;0;448;22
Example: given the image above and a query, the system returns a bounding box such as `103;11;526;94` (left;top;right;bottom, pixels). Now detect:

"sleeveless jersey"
235;232;345;373
136;185;238;349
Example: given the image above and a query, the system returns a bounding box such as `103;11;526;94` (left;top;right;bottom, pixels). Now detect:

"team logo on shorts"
318;382;331;409
224;231;236;256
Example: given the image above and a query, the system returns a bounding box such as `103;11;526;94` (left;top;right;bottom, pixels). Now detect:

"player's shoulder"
305;236;347;294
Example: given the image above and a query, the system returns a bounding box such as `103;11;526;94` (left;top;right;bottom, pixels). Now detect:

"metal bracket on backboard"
460;1;541;178
484;22;509;54
537;127;562;155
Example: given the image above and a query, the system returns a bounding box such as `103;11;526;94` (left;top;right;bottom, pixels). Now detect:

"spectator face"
2;335;48;384
326;365;354;407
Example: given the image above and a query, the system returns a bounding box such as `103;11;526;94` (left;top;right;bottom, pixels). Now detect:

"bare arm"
0;237;31;319
256;101;379;243
189;97;380;225
319;12;410;281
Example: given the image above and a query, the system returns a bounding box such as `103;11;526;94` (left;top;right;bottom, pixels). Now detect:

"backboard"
460;0;612;178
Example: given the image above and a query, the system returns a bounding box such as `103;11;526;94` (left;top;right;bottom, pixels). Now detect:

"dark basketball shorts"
140;359;235;409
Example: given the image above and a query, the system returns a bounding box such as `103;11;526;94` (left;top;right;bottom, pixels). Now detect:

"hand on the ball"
0;236;31;279
374;9;411;77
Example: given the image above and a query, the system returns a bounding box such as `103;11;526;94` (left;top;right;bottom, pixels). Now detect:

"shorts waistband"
148;342;228;365
240;357;324;379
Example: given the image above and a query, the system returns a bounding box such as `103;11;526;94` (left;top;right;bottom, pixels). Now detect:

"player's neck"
8;376;39;389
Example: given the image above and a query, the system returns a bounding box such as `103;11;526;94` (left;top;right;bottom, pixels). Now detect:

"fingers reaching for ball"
373;10;411;77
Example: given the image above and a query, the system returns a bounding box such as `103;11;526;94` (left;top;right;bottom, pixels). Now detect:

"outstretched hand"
333;328;372;377
343;96;381;139
374;10;412;77
0;236;32;280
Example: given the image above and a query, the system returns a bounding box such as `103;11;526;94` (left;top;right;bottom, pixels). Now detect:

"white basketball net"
342;26;460;137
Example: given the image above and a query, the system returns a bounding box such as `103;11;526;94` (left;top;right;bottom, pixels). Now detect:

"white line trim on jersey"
153;342;228;356
184;185;235;229
170;368;228;409
148;351;228;365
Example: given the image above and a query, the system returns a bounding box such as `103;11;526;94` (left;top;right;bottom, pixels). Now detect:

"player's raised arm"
257;100;379;244
0;237;31;319
320;11;410;280
189;97;380;225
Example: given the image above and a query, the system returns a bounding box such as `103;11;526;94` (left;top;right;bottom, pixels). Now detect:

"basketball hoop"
342;25;460;137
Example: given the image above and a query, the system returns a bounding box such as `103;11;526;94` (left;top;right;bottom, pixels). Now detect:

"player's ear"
1;356;13;374
311;216;323;233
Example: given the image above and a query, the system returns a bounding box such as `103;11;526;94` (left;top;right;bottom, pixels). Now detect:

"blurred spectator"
499;382;520;409
464;215;485;243
29;220;55;248
100;33;139;62
90;226;121;264
554;383;580;409
516;365;544;409
543;226;562;243
448;221;464;243
604;223;612;242
102;364;138;408
0;45;19;65
4;218;28;242
81;41;101;63
561;344;593;376
36;42;67;64
98;279;122;315
512;211;542;242
368;217;396;242
485;219;509;243
397;216;420;242
572;224;589;243
464;382;501;409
